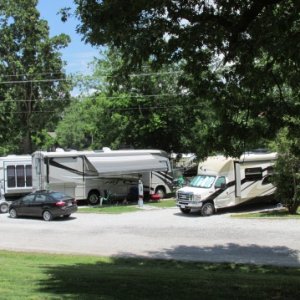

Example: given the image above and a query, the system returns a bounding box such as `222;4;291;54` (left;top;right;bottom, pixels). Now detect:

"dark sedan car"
9;190;77;221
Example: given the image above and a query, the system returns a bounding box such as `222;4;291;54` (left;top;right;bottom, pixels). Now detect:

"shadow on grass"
37;244;300;299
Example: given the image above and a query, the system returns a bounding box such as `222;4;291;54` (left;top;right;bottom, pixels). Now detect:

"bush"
272;128;300;214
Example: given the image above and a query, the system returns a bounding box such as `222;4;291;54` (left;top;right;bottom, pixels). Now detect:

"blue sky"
37;0;100;75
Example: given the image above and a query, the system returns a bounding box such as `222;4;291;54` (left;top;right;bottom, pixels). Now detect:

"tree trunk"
21;129;32;154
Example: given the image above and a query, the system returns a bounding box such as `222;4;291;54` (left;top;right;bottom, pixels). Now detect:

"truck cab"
176;153;277;216
176;173;229;216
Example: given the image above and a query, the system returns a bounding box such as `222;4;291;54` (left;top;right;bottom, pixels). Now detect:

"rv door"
33;156;43;191
213;176;233;208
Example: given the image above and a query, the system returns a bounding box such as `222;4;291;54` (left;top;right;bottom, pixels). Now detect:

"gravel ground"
0;205;299;267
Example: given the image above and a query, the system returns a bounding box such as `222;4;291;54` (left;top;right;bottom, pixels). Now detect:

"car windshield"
189;175;216;188
50;192;70;200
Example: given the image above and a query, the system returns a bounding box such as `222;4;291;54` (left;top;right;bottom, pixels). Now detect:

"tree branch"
228;0;284;56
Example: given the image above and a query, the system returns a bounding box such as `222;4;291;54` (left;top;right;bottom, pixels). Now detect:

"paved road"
0;206;299;267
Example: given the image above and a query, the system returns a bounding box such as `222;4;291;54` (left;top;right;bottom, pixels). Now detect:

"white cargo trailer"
176;152;277;216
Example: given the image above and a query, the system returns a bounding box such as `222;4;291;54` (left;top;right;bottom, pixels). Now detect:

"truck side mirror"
220;183;226;189
215;183;226;189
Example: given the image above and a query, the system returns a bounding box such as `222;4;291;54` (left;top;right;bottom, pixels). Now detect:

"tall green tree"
271;128;300;214
0;0;71;155
57;50;209;153
55;96;105;150
92;50;206;152
73;0;300;157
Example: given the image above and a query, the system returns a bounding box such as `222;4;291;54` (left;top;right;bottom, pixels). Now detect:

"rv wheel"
201;202;215;217
88;191;100;205
0;202;9;214
155;187;166;199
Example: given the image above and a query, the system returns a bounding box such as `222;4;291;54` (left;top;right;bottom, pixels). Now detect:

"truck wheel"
180;207;191;214
88;191;100;205
201;202;215;216
0;202;9;214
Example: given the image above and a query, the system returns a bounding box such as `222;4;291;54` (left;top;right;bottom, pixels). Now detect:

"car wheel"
9;208;18;218
88;191;100;205
201;202;215;217
43;210;53;221
155;187;166;199
180;207;191;214
0;202;9;214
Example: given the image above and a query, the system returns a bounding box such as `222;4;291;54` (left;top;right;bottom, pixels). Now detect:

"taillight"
55;201;66;207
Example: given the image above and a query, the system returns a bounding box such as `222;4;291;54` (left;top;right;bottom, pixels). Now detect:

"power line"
0;103;201;114
0;70;183;85
0;78;69;84
0;70;182;78
0;72;64;78
0;93;186;102
1;110;56;114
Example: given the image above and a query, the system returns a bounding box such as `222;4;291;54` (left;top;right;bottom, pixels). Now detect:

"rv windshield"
189;175;216;188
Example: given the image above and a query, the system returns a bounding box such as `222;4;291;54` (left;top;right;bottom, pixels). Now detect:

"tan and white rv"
176;152;277;216
32;148;171;205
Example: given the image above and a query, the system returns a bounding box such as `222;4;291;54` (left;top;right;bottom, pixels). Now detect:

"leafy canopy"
74;0;300;157
56;50;209;152
0;0;71;154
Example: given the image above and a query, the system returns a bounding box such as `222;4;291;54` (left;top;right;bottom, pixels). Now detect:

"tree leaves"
73;0;299;157
0;0;71;154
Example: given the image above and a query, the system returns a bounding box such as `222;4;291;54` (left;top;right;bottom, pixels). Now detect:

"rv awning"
87;153;170;176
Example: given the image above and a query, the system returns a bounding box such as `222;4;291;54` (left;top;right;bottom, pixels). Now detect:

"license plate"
180;204;186;209
67;202;72;207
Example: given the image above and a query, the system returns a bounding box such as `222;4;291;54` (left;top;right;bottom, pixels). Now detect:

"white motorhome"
176;152;277;216
32;148;171;204
0;155;32;200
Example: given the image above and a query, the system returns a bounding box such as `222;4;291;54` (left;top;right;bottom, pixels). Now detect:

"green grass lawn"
78;199;176;214
0;250;299;299
144;198;176;208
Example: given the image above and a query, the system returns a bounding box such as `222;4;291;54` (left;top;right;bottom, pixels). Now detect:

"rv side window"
16;165;25;187
7;166;16;188
26;165;32;187
245;167;263;180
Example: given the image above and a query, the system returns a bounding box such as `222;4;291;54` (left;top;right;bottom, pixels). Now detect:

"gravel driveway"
0;206;299;267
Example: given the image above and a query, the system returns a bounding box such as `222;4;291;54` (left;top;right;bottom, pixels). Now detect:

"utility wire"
0;70;183;84
0;72;64;78
0;93;186;102
0;104;200;114
0;78;68;84
0;70;182;78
